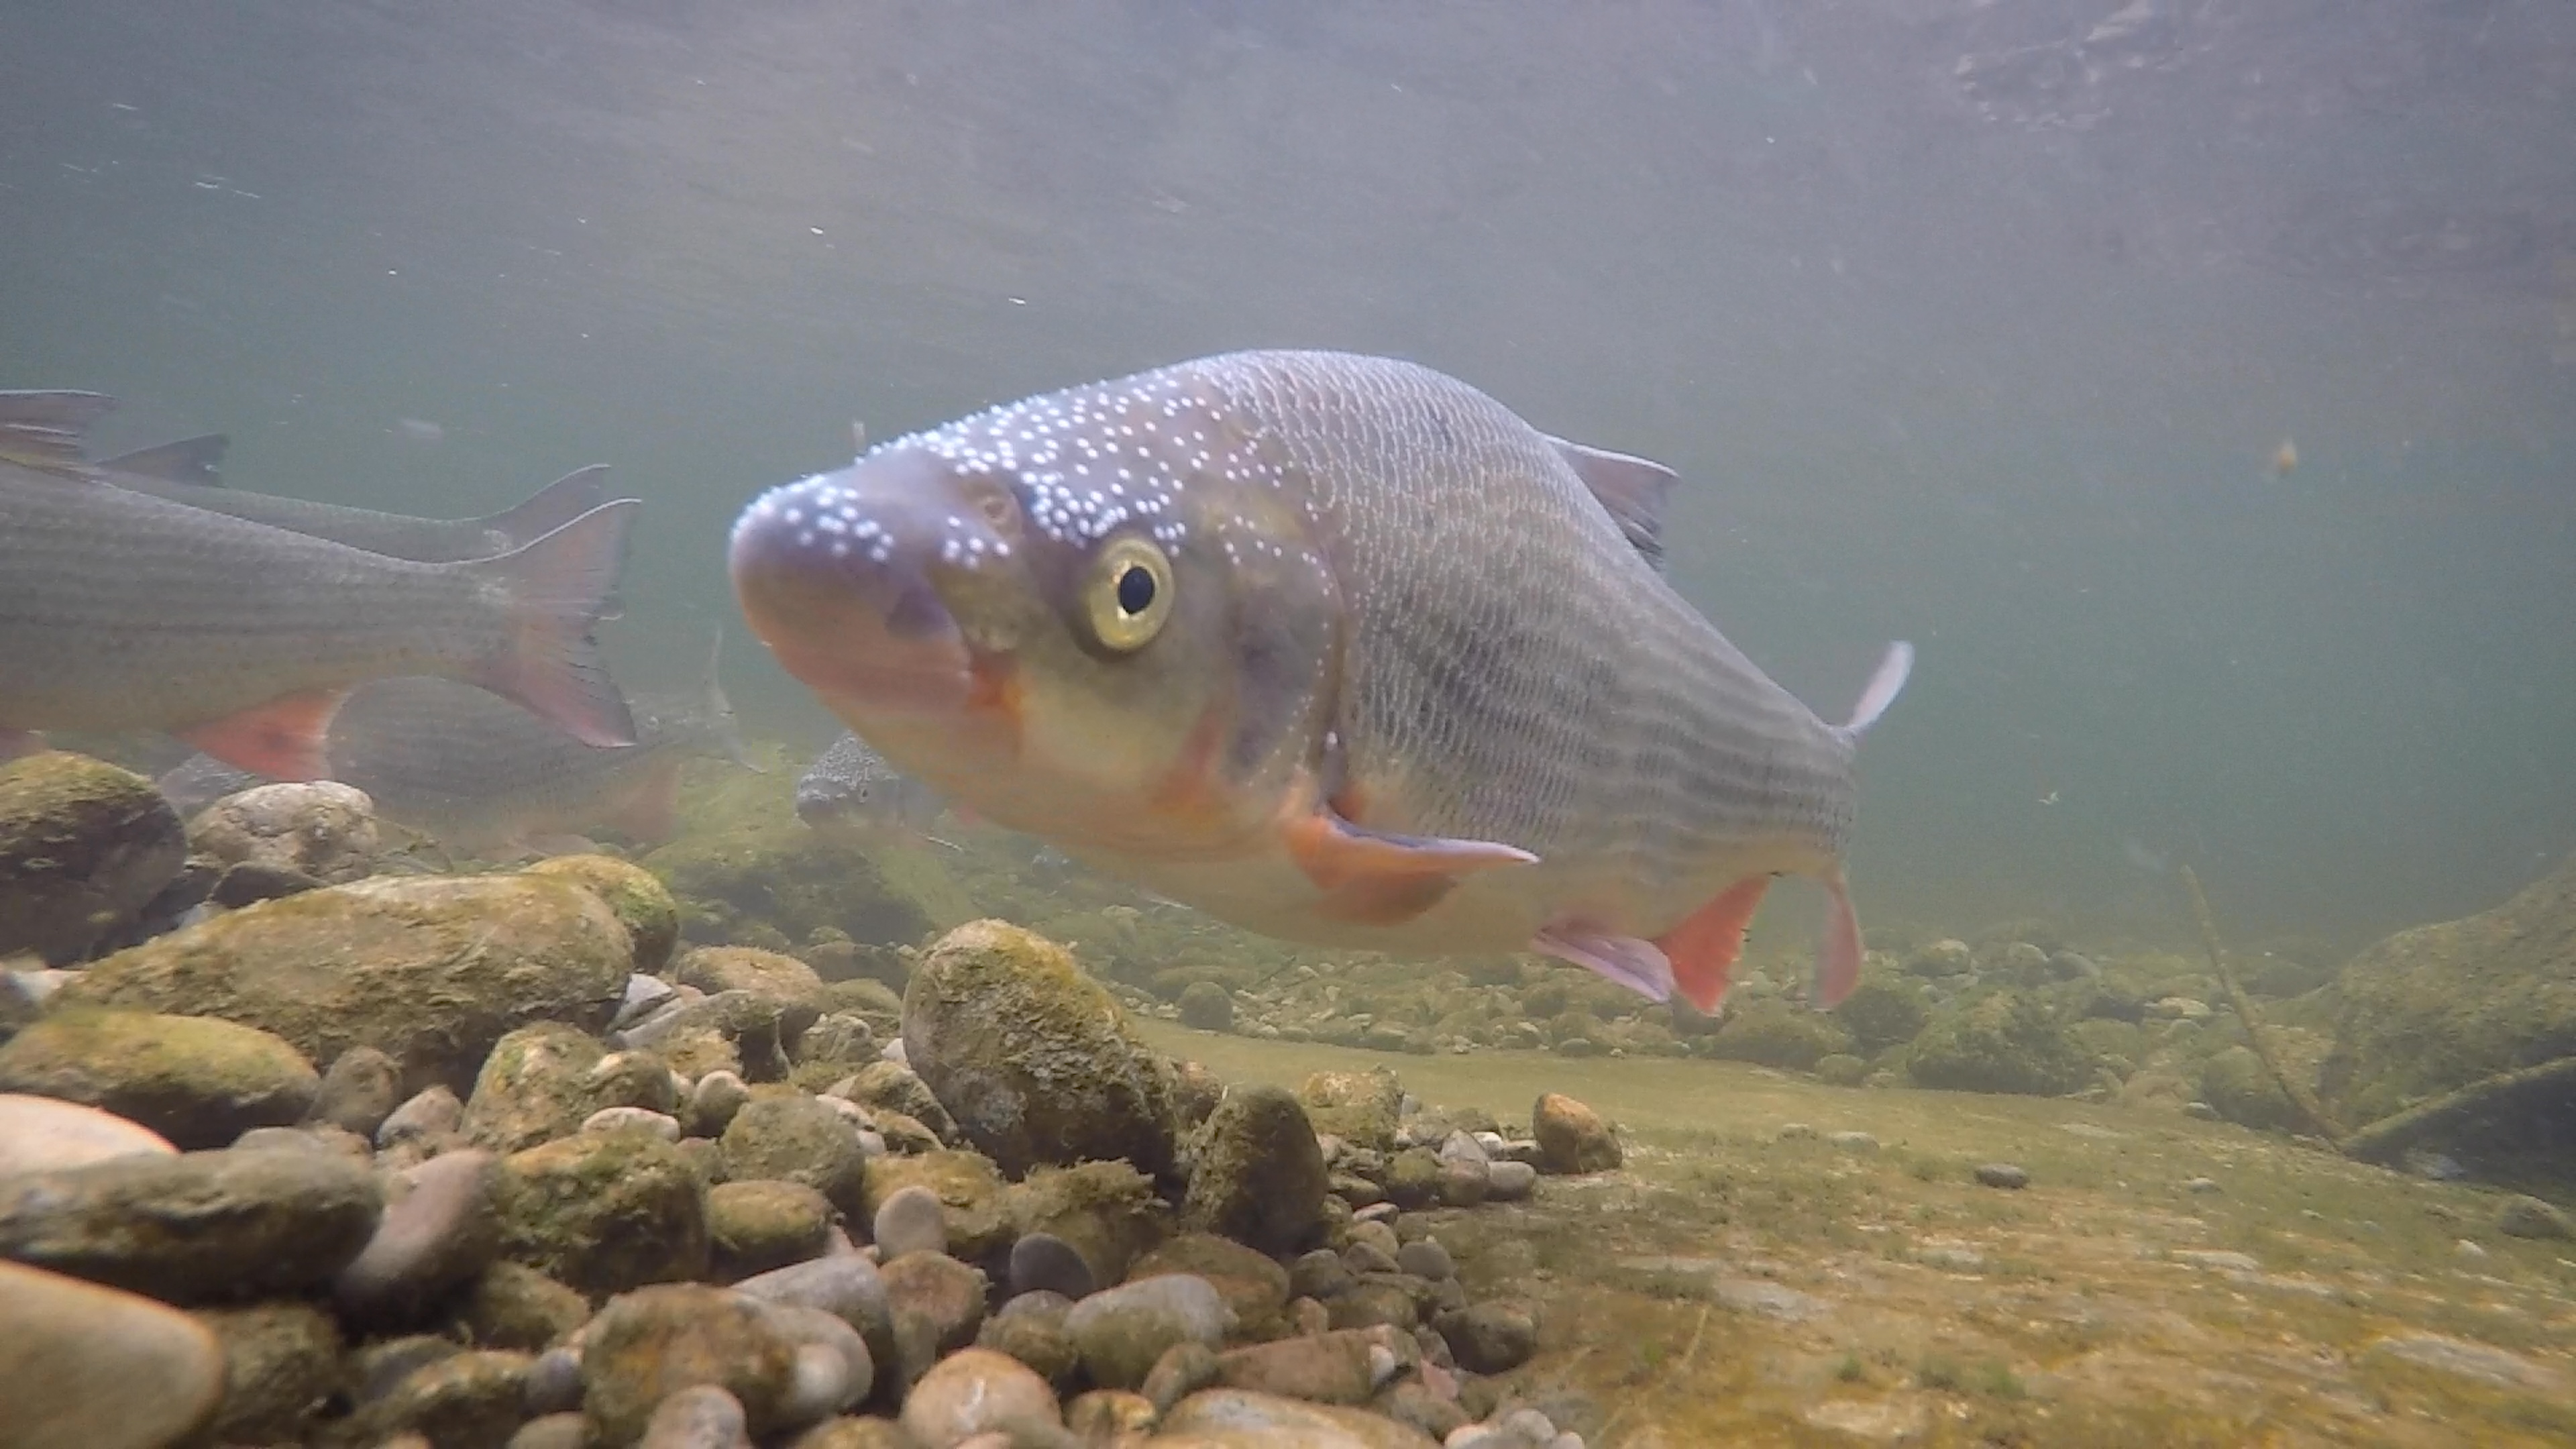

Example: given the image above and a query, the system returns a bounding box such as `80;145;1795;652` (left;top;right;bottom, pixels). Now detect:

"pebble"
197;1301;341;1442
765;1303;875;1418
0;1092;176;1175
1161;1387;1431;1446
378;1085;465;1149
707;1179;835;1281
1437;1302;1538;1374
585;1106;683;1140
1214;1327;1400;1405
1827;1130;1880;1153
1142;1338;1222;1414
1530;1093;1620;1174
0;1260;227;1449
579;1284;803;1442
1973;1162;2030;1190
312;1046;405;1136
2182;1101;2221;1120
2184;1177;2222;1194
0;1144;384;1302
734;1254;896;1361
2497;1194;2573;1240
1065;1273;1234;1389
639;1384;752;1449
335;1148;503;1325
1290;1248;1355;1301
354;1348;533;1445
511;1413;589;1449
0;1009;321;1150
524;1345;585;1415
1008;1230;1097;1301
872;1183;949;1260
899;1347;1063;1447
881;1250;989;1357
1397;1239;1456;1281
1484;1161;1538;1201
688;1069;752;1138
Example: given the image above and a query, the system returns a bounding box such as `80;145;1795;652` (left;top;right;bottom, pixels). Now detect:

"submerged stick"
2181;865;2347;1146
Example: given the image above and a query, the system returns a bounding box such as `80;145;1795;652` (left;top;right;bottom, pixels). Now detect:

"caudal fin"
97;434;229;486
1839;641;1914;738
468;500;641;748
476;465;616;549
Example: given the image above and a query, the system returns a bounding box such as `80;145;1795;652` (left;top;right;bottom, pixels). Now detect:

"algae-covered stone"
582;1284;804;1444
0;1008;317;1150
458;1260;591;1350
2199;1042;2312;1132
1184;1085;1327;1255
681;946;830;1042
1130;1234;1291;1332
644;814;935;949
1532;1093;1620;1174
830;1060;959;1144
527;853;682;975
2321;855;2576;1126
186;780;381;886
1066;1273;1233;1391
709;1180;836;1281
496;1129;709;1295
58;873;633;1095
463;1023;674;1155
900;920;1180;1181
1707;1000;1856;1070
1004;1161;1169;1289
0;1146;381;1303
352;1347;533;1448
1297;1069;1403;1152
1177;981;1234;1032
724;1092;867;1213
1835;973;1931;1053
194;1300;342;1444
1906;991;2092;1097
1159;1387;1438;1447
859;1150;1013;1263
0;751;186;964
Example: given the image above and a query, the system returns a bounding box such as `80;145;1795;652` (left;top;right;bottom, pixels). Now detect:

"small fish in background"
394;419;445;444
92;433;619;562
731;350;1911;1012
0;390;638;776
158;634;755;857
794;730;946;839
2266;437;2298;480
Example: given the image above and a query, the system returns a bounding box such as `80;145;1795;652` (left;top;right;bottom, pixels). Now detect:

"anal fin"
1814;869;1866;1008
1656;875;1772;1012
174;690;345;781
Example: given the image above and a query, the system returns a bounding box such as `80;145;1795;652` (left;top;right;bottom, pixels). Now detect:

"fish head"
733;376;1342;861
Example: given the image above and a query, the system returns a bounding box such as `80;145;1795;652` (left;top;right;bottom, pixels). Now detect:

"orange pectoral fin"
174;689;346;782
1279;795;1537;926
1655;874;1773;1013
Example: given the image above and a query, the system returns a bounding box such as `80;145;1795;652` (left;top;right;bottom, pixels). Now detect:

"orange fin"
174;689;345;781
1655;875;1772;1012
1532;922;1674;1000
1282;806;1536;894
1815;869;1866;1008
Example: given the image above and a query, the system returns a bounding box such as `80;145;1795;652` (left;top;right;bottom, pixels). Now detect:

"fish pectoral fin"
1281;806;1536;893
1654;875;1773;1012
1532;923;1676;1002
1814;869;1866;1008
173;689;348;782
97;433;228;486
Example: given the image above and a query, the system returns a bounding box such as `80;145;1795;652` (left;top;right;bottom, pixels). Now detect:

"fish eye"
1082;535;1174;653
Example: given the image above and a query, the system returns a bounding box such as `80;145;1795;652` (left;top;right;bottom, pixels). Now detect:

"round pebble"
1008;1230;1097;1301
871;1183;947;1260
1397;1238;1456;1281
639;1384;749;1449
335;1148;503;1324
1973;1162;2030;1190
899;1347;1061;1447
584;1106;682;1140
1484;1161;1538;1201
0;1260;226;1449
0;1093;176;1175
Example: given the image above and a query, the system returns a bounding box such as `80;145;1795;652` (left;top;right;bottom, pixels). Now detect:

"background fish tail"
465;500;639;747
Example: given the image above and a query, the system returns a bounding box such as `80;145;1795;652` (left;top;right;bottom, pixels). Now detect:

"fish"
793;730;945;835
729;350;1910;1011
0;390;638;777
156;635;753;855
94;433;618;562
2266;437;2298;480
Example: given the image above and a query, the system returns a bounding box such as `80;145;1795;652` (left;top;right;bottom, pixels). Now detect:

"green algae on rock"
859;1149;1014;1264
643;808;935;949
462;1023;676;1155
496;1128;710;1295
1182;1084;1329;1255
1705;999;1858;1070
900;919;1181;1181
2321;853;2576;1128
580;1283;806;1443
56;873;633;1096
525;853;682;975
1905;989;2093;1096
0;751;186;964
0;1008;318;1150
1298;1068;1405;1152
0;1146;382;1303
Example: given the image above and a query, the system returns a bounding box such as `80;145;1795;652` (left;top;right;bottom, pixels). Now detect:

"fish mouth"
729;470;975;716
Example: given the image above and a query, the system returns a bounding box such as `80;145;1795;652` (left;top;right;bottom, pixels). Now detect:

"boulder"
0;751;186;964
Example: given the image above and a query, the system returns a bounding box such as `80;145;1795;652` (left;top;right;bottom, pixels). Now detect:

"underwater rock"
580;1284;805;1444
195;1299;343;1444
464;1022;676;1155
1904;938;1974;977
2496;1193;2573;1240
1183;1083;1328;1255
347;1346;534;1446
0;1008;317;1150
0;1260;226;1449
1706;1000;1856;1070
830;1059;961;1144
881;1248;988;1361
0;1146;382;1303
186;780;382;886
680;946;830;1046
313;1044;404;1137
460;1260;591;1350
861;1150;1015;1265
872;1183;948;1260
1004;1160;1168;1290
527;853;684;976
706;1180;835;1281
496;1128;710;1295
334;1148;503;1326
1159;1387;1440;1447
1299;1069;1405;1152
2320;854;2576;1128
1905;991;2092;1097
1435;1301;1538;1375
1531;1093;1621;1174
0;751;187;965
2196;1038;2332;1134
724;1091;868;1214
1834;973;1931;1053
58;873;633;1096
1177;980;1236;1032
0;1092;176;1175
898;1346;1061;1446
644;814;934;950
900;920;1181;1181
623;989;789;1083
1066;1273;1233;1390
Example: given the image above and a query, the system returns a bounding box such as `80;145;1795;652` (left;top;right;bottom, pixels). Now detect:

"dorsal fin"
98;433;229;486
0;390;118;473
1546;435;1678;569
474;464;614;548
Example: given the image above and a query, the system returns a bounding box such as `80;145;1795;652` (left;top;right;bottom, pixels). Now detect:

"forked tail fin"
1837;641;1914;740
476;465;616;549
467;500;641;748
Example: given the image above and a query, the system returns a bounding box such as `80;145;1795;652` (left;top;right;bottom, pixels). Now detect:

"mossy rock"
722;1092;866;1213
525;854;680;975
900;920;1181;1181
496;1130;709;1295
2198;1029;2332;1134
462;1024;674;1155
58;874;632;1096
678;946;829;1044
0;751;186;964
2320;855;2576;1126
1183;1085;1328;1255
1707;1000;1856;1071
1004;1161;1169;1288
859;1148;1014;1263
1297;1069;1403;1152
1906;991;2092;1096
1834;973;1930;1053
0;1008;317;1150
643;812;934;949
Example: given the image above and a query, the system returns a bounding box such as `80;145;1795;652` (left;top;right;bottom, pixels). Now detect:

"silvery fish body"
731;351;1907;1009
94;433;616;562
794;731;943;833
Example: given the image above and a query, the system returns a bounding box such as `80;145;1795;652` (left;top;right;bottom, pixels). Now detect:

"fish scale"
731;350;1907;1011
